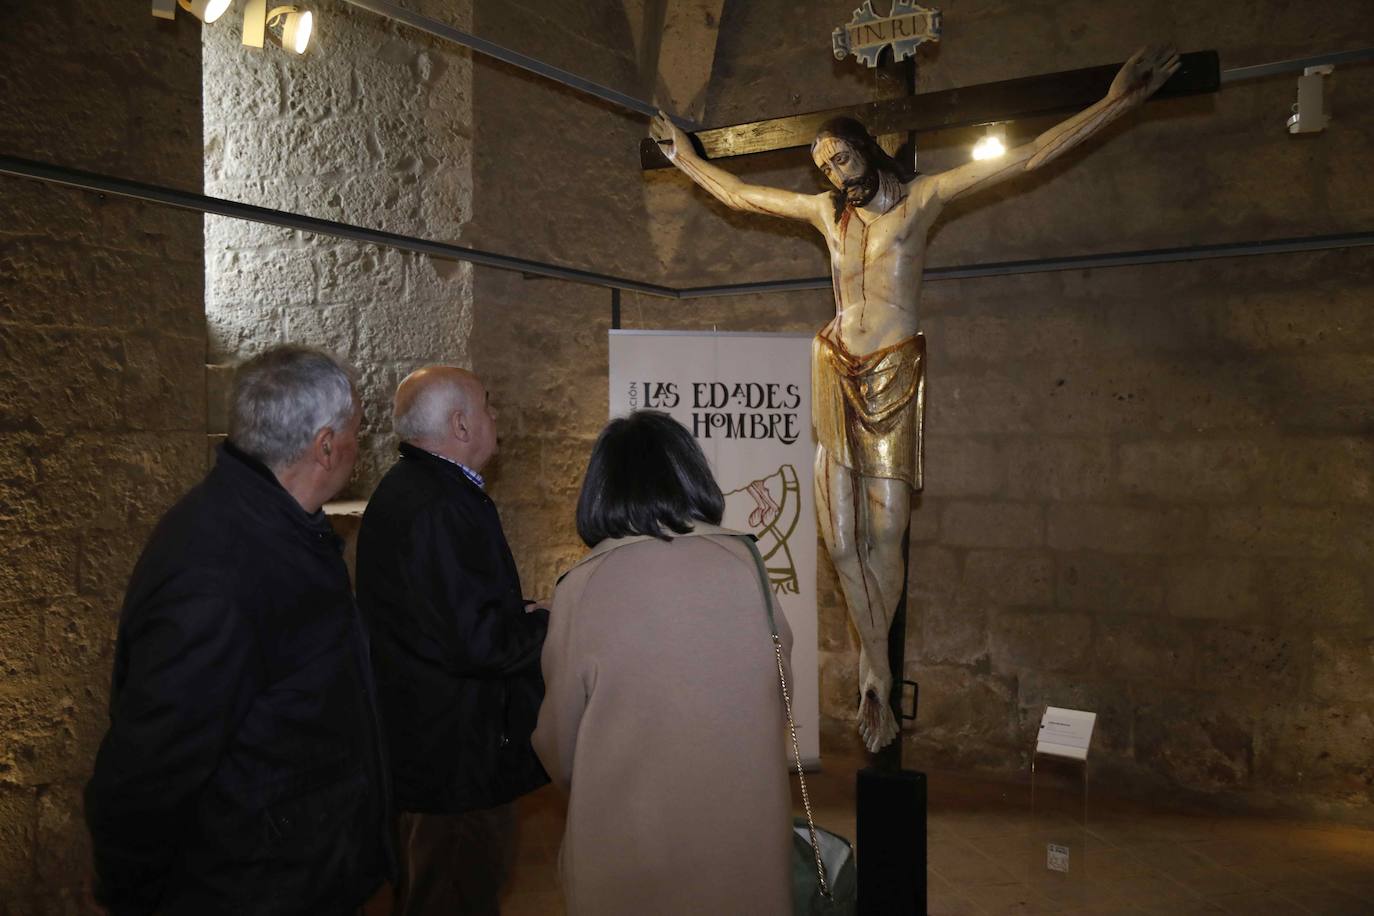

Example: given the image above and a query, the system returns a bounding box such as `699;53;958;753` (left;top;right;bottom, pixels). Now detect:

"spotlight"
242;0;314;53
971;124;1007;161
1287;65;1332;135
152;0;231;23
273;7;313;54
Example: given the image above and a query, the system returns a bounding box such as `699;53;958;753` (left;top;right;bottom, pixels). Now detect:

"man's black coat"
84;444;392;916
356;443;549;813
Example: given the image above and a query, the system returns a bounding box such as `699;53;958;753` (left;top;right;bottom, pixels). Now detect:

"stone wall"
474;0;1374;817
204;0;476;491
0;2;206;910
467;0;663;587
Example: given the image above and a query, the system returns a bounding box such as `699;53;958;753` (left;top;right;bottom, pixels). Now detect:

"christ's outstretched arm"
652;112;828;227
931;45;1181;204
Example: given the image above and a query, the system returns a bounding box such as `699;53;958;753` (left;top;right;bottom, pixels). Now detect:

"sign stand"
1029;707;1096;905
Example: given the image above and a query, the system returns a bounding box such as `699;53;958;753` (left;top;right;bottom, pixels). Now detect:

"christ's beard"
843;172;879;206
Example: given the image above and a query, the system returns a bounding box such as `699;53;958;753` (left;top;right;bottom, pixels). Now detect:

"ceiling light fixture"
242;0;314;54
971;123;1007;161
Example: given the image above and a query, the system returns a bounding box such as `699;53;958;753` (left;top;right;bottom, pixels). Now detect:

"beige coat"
532;525;795;916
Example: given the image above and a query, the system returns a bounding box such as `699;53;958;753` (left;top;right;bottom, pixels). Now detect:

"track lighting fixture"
151;0;232;24
1287;65;1332;135
242;0;314;54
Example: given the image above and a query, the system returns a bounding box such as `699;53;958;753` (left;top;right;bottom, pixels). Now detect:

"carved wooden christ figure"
652;46;1180;752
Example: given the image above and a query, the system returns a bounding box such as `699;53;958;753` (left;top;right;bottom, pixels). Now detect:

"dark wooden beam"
642;50;1219;169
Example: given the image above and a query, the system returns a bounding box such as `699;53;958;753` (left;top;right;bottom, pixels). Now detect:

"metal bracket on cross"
832;1;941;69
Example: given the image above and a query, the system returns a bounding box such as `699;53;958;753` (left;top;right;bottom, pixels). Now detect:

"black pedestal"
856;767;927;915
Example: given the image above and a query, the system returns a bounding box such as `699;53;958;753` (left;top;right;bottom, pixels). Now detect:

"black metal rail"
3;155;1371;300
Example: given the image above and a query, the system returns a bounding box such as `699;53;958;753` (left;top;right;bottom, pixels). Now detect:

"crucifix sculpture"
652;46;1180;752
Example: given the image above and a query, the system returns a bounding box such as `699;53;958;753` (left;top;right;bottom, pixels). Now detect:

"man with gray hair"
357;366;548;916
85;344;393;915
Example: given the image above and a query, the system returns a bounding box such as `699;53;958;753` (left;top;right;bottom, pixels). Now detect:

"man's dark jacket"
84;444;393;916
356;443;549;813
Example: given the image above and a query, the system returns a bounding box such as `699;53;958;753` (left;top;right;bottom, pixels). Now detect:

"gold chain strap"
773;632;831;899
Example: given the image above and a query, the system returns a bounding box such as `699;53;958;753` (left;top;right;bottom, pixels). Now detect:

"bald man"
357;367;549;916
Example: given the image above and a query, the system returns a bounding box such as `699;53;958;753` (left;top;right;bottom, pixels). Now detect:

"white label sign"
608;330;820;767
1047;843;1071;873
1037;706;1096;761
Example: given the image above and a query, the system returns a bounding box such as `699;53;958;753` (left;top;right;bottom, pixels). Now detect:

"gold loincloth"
811;331;926;490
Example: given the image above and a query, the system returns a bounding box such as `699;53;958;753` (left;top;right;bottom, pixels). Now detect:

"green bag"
791;817;858;914
743;537;858;916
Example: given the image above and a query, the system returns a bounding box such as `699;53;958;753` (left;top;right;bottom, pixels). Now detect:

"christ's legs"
814;445;911;752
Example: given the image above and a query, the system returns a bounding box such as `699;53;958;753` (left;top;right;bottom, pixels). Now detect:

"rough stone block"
356;295;468;365
926;373;1037;435
0;236;203;332
406;254;475;308
206;301;285;363
284;305;359;356
0;434;41;530
941;502;1043;549
0;58;126;174
1206;505;1347;559
1004;437;1113;501
77;527;150;598
1133;693;1256;792
1213;284;1374;355
907;494;940;543
1195;625;1306;695
206;364;235;437
0;603;41;679
1310;635;1374;704
42;598;116;679
1166;558;1264;621
1262;560;1367;629
1056;553;1164;615
906;664;1016;749
989;609;1092;674
1260;354;1374;434
818;650;859;722
35;781;93;890
207;249;316;310
817;597;854;655
1256;700;1374;804
919;601;987;666
201;43;283;124
907;545;960;605
0;327;125;434
316;245;405;309
0;785;36;890
203;213;301;255
0;535;76;603
923;436;1003;497
1094;616;1196;685
1048;503;1204;555
961;550;1054;607
1119;439;1261;502
0;681;97;786
120;335;205;433
1262;437;1374;506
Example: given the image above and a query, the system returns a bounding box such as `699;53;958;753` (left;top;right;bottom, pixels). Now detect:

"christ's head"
811;118;916;214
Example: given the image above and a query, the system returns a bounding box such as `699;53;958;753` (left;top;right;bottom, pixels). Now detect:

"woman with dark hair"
532;410;794;915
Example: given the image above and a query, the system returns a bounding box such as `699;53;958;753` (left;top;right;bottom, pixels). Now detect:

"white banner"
609;330;820;766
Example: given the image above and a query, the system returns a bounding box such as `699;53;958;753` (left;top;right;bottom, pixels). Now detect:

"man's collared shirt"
423;448;485;490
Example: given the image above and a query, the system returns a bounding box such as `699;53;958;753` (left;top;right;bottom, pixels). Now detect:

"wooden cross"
641;50;1219;169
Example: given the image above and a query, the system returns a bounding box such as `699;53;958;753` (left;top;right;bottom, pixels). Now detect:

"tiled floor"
373;753;1374;915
